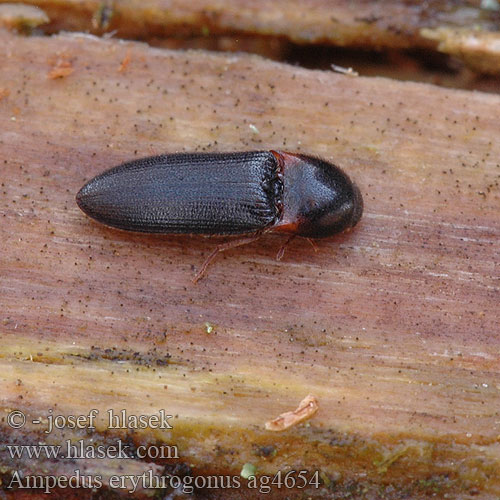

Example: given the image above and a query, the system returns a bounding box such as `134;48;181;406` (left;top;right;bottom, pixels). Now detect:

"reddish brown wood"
0;30;499;498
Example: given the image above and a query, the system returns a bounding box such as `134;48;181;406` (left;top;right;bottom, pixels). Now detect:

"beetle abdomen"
76;151;282;235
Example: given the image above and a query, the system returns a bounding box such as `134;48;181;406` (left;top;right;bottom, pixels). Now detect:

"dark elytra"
76;150;363;238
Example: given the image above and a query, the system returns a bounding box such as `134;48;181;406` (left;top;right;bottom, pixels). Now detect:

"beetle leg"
306;238;319;252
193;234;262;283
276;234;296;261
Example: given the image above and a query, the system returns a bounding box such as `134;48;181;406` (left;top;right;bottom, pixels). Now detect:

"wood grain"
2;0;500;73
0;29;499;498
1;0;497;46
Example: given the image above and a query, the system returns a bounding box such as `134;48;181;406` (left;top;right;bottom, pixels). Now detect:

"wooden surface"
422;27;500;74
2;0;500;73
0;29;499;498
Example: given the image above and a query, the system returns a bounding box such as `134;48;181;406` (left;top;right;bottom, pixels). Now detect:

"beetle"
76;150;363;281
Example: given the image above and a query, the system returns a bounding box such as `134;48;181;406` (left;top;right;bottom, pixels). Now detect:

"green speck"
240;463;256;479
201;26;210;36
205;322;214;334
374;447;408;474
319;470;331;487
249;124;260;134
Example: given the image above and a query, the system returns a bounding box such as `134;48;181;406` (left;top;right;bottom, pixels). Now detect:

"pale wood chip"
265;395;319;431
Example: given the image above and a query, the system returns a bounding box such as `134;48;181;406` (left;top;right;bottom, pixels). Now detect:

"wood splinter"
265;394;319;431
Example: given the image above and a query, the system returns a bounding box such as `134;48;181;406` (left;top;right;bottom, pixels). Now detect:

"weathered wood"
2;0;500;73
0;30;499;498
0;3;48;30
423;27;500;74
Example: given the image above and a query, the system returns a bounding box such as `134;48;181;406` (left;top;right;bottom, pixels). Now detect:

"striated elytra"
76;150;363;280
77;150;362;237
